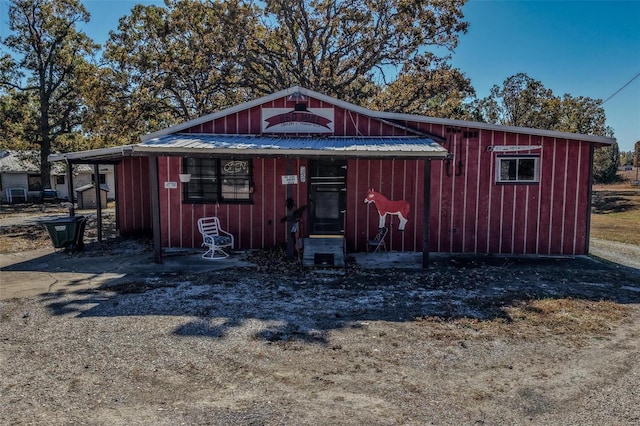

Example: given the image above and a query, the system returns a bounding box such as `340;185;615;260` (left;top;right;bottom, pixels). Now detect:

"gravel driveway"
2;199;639;424
590;238;640;270
2;246;639;425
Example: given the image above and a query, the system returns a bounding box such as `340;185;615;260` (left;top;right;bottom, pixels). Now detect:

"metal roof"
138;134;449;158
76;183;109;192
0;150;39;173
1;150;103;173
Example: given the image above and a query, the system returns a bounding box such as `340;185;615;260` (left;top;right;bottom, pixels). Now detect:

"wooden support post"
113;163;119;231
148;156;162;264
66;162;75;217
285;158;294;259
93;164;102;243
422;159;432;268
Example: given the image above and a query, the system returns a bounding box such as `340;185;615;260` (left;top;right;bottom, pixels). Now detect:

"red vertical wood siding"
116;157;151;235
154;156;308;250
414;128;590;255
537;137;553;254
249;106;262;134
345;159;360;251
184;97;406;137
118;93;595;256
347;158;424;253
462;137;479;253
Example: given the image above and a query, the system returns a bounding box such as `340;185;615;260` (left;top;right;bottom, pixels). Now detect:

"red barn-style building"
49;87;615;266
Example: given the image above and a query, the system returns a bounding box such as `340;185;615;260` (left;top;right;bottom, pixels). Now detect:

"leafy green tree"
0;0;98;187
246;0;469;103
472;73;558;128
96;0;258;143
368;53;475;118
556;94;610;136
593;143;620;184
619;151;634;167
558;93;616;184
95;0;470;140
0;87;39;150
473;73;612;137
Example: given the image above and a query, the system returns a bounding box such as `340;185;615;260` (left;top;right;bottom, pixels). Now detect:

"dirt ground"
1;202;640;424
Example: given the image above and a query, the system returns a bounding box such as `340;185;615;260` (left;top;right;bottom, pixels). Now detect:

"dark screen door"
308;160;346;235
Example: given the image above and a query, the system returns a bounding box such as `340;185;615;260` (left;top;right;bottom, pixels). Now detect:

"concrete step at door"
302;237;345;268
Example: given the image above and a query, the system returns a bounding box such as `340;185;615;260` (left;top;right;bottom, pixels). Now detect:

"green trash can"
41;216;87;251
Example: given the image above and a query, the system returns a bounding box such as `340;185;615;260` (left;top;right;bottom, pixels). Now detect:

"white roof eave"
48;145;137;163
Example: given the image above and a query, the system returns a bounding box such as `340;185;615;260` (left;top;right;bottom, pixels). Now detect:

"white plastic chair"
197;217;234;259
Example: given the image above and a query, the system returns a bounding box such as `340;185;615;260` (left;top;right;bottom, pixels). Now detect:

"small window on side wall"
28;175;42;191
183;157;253;203
496;156;539;183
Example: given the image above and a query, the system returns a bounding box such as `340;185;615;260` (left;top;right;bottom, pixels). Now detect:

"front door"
308;160;346;235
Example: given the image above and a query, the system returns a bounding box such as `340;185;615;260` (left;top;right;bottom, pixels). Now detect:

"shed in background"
76;184;108;209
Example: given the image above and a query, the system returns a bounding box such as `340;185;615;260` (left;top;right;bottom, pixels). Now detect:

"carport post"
66;161;75;217
285;157;294;258
93;164;102;242
148;156;162;264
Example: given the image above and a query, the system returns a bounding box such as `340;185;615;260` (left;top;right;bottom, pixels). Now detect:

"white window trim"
495;155;540;184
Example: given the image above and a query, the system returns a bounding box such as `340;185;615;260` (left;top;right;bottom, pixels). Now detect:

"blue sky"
3;0;639;151
451;0;640;152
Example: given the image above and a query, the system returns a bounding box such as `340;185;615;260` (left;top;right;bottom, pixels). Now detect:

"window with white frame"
183;157;253;203
496;156;539;183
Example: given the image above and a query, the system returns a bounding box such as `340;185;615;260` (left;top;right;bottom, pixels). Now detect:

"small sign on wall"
262;107;335;133
281;175;298;185
164;182;178;189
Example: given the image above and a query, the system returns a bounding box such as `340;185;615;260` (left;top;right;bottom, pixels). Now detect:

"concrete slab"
0;248;253;300
3;245;636;301
351;252;424;269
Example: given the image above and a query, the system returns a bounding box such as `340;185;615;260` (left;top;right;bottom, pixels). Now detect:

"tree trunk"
40;138;51;189
39;87;51;189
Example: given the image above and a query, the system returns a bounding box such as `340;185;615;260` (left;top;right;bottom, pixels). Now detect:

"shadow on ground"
16;248;639;346
592;190;639;214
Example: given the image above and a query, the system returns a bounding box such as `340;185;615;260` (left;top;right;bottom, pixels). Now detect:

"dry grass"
0;226;52;254
617;167;640;183
591;183;640;246
416;298;630;345
501;298;629;338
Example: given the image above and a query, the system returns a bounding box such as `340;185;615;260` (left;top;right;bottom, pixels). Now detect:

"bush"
593;143;619;183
